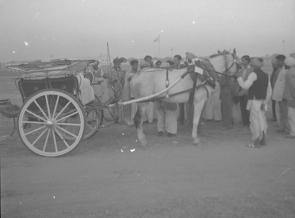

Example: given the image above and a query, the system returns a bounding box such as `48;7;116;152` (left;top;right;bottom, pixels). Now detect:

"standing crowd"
86;53;295;148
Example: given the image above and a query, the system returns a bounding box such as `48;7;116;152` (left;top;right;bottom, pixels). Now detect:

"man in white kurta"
237;58;272;148
272;55;288;133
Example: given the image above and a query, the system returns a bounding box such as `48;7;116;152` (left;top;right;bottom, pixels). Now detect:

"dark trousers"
221;93;233;128
278;99;289;131
240;95;250;126
272;100;277;121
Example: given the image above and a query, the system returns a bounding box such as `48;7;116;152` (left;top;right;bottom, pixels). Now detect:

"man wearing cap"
155;55;182;136
272;55;288;133
283;57;295;137
237;58;272;148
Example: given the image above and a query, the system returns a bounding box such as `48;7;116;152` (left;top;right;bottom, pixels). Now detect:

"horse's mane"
209;50;231;58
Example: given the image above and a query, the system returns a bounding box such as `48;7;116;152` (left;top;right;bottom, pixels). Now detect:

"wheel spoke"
31;127;48;146
45;94;51;119
56;111;78;123
54;101;71;120
51;129;58;152
22;121;46;125
24;125;46;136
56;125;78;139
25;109;47;122
52;95;60;119
42;129;50;152
54;128;70;148
33;100;48;120
57;122;81;127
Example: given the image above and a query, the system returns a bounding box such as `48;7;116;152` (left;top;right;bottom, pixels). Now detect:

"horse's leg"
134;103;147;147
192;89;207;145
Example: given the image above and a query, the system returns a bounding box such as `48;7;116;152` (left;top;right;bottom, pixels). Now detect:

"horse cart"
2;57;216;157
4;60;107;157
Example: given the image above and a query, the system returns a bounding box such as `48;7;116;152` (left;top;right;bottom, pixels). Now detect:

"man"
283;57;295;137
237;58;272;148
220;74;238;128
155;60;162;68
272;55;288;133
122;59;139;125
173;54;185;69
238;55;252;126
270;56;279;121
143;55;153;68
172;55;186;125
155;55;182;136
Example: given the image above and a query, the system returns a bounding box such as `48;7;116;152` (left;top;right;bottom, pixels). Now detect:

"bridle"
212;52;239;77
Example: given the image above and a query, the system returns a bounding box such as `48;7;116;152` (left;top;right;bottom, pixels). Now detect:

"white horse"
125;50;239;146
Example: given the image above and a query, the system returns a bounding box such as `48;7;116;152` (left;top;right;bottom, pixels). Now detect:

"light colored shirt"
237;72;257;90
237;71;272;103
272;67;287;101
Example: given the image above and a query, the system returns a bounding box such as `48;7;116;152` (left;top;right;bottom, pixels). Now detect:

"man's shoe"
286;134;295;139
260;132;267;146
246;138;260;148
167;132;176;137
157;131;164;136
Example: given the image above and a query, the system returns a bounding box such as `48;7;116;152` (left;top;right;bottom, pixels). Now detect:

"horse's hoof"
193;139;200;146
139;138;147;147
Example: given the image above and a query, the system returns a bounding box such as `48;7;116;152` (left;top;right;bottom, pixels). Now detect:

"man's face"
131;63;138;71
241;58;249;67
145;57;152;64
173;57;180;65
277;60;284;68
251;59;263;69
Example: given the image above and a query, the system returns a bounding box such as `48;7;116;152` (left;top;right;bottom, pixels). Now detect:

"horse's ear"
233;48;237;57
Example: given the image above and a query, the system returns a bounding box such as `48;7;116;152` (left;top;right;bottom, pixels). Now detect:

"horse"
124;50;239;146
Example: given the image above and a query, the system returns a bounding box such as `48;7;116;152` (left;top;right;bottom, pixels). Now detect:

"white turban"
285;56;295;67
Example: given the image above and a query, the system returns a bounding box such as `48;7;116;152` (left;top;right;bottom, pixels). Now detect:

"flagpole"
158;35;161;57
107;42;111;72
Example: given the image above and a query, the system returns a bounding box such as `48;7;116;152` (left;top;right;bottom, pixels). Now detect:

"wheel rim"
18;90;84;157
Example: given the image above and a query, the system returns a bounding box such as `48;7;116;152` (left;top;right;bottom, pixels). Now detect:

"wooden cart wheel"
18;89;85;157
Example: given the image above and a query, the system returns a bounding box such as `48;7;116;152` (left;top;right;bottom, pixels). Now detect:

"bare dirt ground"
1;70;295;218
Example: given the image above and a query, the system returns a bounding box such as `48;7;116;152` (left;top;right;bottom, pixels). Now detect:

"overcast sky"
0;0;294;61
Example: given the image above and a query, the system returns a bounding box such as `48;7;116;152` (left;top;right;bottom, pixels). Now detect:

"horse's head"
208;49;239;77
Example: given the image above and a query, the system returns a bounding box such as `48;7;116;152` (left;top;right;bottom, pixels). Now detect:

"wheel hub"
46;120;54;127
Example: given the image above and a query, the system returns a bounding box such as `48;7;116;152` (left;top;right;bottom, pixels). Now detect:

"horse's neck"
210;57;225;73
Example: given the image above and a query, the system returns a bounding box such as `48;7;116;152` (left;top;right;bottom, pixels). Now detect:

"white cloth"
203;82;221;121
272;67;286;101
156;102;179;134
237;72;257;90
77;73;95;105
248;100;268;141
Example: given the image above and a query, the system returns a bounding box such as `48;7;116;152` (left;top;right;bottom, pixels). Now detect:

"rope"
109;71;205;106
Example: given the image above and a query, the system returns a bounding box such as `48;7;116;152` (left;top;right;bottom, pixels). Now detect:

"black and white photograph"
1;0;295;217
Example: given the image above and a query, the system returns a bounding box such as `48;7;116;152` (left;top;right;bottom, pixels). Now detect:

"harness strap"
188;75;197;104
165;69;170;98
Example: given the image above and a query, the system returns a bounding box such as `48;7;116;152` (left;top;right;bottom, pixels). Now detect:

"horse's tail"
133;107;141;129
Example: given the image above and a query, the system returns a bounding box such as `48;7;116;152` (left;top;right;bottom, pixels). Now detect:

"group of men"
86;52;295;148
124;55;185;137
